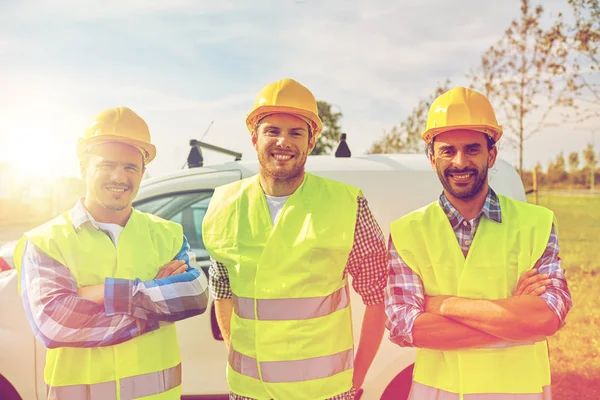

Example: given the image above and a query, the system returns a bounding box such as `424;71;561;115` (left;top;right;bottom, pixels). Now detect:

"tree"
368;80;451;154
546;151;568;184
568;151;580;171
583;142;598;168
567;0;600;120
583;142;598;189
312;101;343;155
534;161;547;186
468;0;579;177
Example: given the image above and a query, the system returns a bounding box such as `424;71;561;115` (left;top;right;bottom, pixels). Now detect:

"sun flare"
0;124;78;180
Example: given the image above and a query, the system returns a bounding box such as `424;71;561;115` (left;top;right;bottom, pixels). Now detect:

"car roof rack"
186;139;242;168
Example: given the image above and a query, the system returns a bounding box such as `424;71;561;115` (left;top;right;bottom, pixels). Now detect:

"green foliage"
312;101;343;155
547;152;568;184
568;151;580;171
522;142;599;189
583;142;598;167
368;80;451;154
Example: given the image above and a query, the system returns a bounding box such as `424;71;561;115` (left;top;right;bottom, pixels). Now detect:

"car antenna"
200;120;214;141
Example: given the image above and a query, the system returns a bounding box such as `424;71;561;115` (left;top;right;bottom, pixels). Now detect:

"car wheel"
0;375;22;400
380;363;414;400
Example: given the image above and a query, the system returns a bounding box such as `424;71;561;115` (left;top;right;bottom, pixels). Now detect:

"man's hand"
154;260;188;279
77;284;105;305
513;268;551;296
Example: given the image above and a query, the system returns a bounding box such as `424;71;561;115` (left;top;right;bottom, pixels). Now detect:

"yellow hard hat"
77;106;156;163
246;78;323;136
421;87;502;144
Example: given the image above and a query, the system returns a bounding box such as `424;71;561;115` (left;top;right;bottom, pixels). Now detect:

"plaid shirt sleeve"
345;197;388;306
20;240;160;349
538;224;573;327
104;236;209;322
384;235;425;347
208;258;232;300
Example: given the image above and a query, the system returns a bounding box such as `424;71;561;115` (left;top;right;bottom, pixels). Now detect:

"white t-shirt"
264;194;290;225
96;221;124;246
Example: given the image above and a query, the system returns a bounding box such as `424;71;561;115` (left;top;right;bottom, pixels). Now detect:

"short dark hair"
426;133;496;156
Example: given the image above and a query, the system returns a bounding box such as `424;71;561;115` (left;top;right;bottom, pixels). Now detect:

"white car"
0;153;526;400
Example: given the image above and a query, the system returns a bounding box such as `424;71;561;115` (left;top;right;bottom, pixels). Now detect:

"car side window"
134;191;213;260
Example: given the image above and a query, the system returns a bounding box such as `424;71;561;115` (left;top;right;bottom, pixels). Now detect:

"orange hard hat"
421;87;502;144
246;78;323;136
77;107;156;163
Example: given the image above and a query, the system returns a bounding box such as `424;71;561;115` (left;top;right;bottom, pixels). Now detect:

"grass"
527;192;600;399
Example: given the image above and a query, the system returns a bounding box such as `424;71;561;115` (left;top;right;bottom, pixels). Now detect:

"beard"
437;165;488;199
257;149;307;185
103;202;129;211
94;183;134;212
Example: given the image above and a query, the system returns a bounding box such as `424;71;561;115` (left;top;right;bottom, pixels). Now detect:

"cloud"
0;0;594;178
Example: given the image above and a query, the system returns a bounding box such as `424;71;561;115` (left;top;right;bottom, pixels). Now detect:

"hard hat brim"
77;135;157;164
246;105;323;137
422;125;502;145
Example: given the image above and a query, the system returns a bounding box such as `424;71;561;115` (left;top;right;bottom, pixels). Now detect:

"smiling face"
252;113;315;185
429;129;497;201
81;142;145;221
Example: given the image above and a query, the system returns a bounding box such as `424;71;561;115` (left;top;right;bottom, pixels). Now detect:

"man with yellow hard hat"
202;78;388;399
14;106;209;399
385;87;573;399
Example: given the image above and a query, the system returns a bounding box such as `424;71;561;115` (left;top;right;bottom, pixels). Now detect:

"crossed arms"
385;226;573;351
20;237;209;349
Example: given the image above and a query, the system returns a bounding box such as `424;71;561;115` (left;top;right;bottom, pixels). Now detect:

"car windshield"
134;191;213;262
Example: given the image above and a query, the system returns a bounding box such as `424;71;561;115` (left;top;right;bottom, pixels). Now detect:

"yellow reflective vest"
14;208;184;400
390;194;555;397
203;173;360;400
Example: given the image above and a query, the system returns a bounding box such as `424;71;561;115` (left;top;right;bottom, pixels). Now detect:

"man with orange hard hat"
385;87;573;399
14;106;209;400
202;78;388;399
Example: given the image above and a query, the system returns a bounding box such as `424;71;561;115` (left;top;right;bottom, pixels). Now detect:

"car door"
133;170;240;397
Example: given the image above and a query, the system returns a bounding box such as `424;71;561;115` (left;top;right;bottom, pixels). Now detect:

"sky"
0;0;597;181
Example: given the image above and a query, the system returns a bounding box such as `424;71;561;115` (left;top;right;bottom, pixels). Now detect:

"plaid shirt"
20;200;209;349
209;196;388;306
385;189;573;347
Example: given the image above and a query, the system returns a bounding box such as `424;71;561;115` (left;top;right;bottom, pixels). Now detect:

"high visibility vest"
14;209;184;400
390;194;555;399
202;173;360;400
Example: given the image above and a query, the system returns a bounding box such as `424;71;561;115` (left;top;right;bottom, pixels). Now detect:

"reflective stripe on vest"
408;382;552;400
46;363;181;400
233;286;350;320
229;349;353;383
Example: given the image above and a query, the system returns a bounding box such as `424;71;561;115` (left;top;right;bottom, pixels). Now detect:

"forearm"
23;292;158;348
21;241;158;349
412;312;503;350
354;303;386;383
214;298;233;348
439;295;560;341
105;267;209;321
